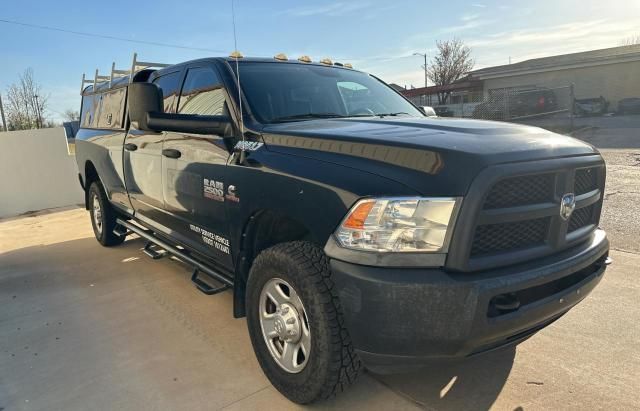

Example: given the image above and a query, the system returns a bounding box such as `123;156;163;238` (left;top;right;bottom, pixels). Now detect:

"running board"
113;224;132;238
116;219;234;293
143;241;166;259
191;268;231;295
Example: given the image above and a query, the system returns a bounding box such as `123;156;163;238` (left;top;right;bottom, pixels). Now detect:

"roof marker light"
320;57;333;65
298;55;312;63
274;53;288;61
344;63;353;69
229;50;244;59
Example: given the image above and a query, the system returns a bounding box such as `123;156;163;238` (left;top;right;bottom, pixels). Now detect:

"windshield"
233;62;423;123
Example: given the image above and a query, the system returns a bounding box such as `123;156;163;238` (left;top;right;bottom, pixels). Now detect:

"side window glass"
178;67;225;115
152;71;181;113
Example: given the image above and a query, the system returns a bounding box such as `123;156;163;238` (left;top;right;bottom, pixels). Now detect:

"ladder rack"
80;52;172;95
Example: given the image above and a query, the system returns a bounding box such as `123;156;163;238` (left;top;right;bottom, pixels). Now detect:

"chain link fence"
411;85;578;133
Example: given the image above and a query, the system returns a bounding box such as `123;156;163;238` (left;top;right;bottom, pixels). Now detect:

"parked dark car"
617;97;640;115
474;88;558;120
75;54;610;404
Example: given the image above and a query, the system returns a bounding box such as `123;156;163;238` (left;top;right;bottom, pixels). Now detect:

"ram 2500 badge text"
75;52;610;404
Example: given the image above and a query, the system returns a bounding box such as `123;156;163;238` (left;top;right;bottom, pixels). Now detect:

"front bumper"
327;229;609;373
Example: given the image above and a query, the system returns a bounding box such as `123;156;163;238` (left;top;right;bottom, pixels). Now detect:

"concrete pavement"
1;206;638;410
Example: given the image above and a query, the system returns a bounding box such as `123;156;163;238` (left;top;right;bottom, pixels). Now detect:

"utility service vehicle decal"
189;224;230;254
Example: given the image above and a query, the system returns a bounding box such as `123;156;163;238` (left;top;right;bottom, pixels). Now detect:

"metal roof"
469;44;640;78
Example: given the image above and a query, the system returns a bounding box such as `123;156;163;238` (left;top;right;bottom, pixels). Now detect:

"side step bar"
115;219;234;292
191;268;230;295
143;241;167;259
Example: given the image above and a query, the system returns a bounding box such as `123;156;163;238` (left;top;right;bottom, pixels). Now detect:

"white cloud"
467;17;639;69
438;18;494;35
461;13;480;22
278;2;371;17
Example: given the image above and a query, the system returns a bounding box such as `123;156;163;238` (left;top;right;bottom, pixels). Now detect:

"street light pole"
413;52;428;104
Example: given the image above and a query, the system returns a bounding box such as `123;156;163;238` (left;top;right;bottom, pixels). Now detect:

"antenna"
231;0;246;160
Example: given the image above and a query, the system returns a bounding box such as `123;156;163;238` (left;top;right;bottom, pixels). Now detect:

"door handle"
162;149;182;159
124;143;138;151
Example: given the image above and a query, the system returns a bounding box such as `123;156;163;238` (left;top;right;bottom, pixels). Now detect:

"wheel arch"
232;209;324;318
84;160;100;210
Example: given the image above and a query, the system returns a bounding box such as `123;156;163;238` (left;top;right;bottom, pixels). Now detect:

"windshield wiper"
271;113;347;122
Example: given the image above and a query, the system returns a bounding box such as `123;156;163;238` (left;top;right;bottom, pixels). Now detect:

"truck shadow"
1;235;516;410
371;346;516;411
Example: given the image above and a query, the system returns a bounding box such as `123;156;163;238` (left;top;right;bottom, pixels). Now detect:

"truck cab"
75;53;610;404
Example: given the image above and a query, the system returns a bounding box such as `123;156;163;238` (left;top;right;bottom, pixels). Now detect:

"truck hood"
260;117;599;196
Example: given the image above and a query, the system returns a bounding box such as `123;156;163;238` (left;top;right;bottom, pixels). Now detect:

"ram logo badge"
203;178;224;202
560;193;576;220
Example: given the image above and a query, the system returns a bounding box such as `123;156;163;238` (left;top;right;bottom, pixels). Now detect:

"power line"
0;18;227;53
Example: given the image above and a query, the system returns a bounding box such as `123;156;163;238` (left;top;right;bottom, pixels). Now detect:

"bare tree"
63;109;80;122
620;35;640;46
427;39;474;104
5;68;49;130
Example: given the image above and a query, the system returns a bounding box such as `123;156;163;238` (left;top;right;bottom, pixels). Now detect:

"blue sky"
1;0;638;122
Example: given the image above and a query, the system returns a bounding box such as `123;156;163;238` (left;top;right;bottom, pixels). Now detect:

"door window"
178;67;225;115
152;71;182;113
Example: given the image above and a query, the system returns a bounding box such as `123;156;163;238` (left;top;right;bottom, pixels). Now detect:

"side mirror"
128;83;163;130
147;113;231;136
129;82;231;135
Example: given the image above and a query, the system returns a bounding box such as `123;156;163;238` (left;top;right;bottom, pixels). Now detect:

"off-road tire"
88;181;125;247
246;241;361;404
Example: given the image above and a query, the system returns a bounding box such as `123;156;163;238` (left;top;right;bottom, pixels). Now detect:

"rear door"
161;65;234;268
124;69;182;228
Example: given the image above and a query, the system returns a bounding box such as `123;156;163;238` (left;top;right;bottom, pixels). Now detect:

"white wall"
0;128;84;218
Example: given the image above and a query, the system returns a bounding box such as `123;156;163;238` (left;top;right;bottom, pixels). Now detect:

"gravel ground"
572;117;640;254
599;149;640;253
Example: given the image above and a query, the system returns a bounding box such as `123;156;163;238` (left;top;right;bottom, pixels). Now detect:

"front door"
161;65;234;269
124;69;183;229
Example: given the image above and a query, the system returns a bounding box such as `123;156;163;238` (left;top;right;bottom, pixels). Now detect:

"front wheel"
246;241;361;404
88;181;125;247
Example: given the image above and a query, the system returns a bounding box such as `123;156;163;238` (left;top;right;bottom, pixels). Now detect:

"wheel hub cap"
258;278;311;373
273;303;301;343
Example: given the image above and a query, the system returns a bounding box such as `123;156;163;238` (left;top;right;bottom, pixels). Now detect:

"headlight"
335;197;459;253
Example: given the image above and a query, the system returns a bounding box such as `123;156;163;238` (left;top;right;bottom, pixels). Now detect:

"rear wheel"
88;181;125;247
246;241;361;404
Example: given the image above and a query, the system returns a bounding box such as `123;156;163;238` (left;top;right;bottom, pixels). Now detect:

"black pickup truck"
75;54;610;404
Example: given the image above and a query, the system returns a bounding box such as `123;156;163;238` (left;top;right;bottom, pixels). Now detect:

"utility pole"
34;94;42;129
413;52;428;105
0;93;7;132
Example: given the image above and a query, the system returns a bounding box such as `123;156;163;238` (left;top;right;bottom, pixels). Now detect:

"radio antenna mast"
231;0;246;160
